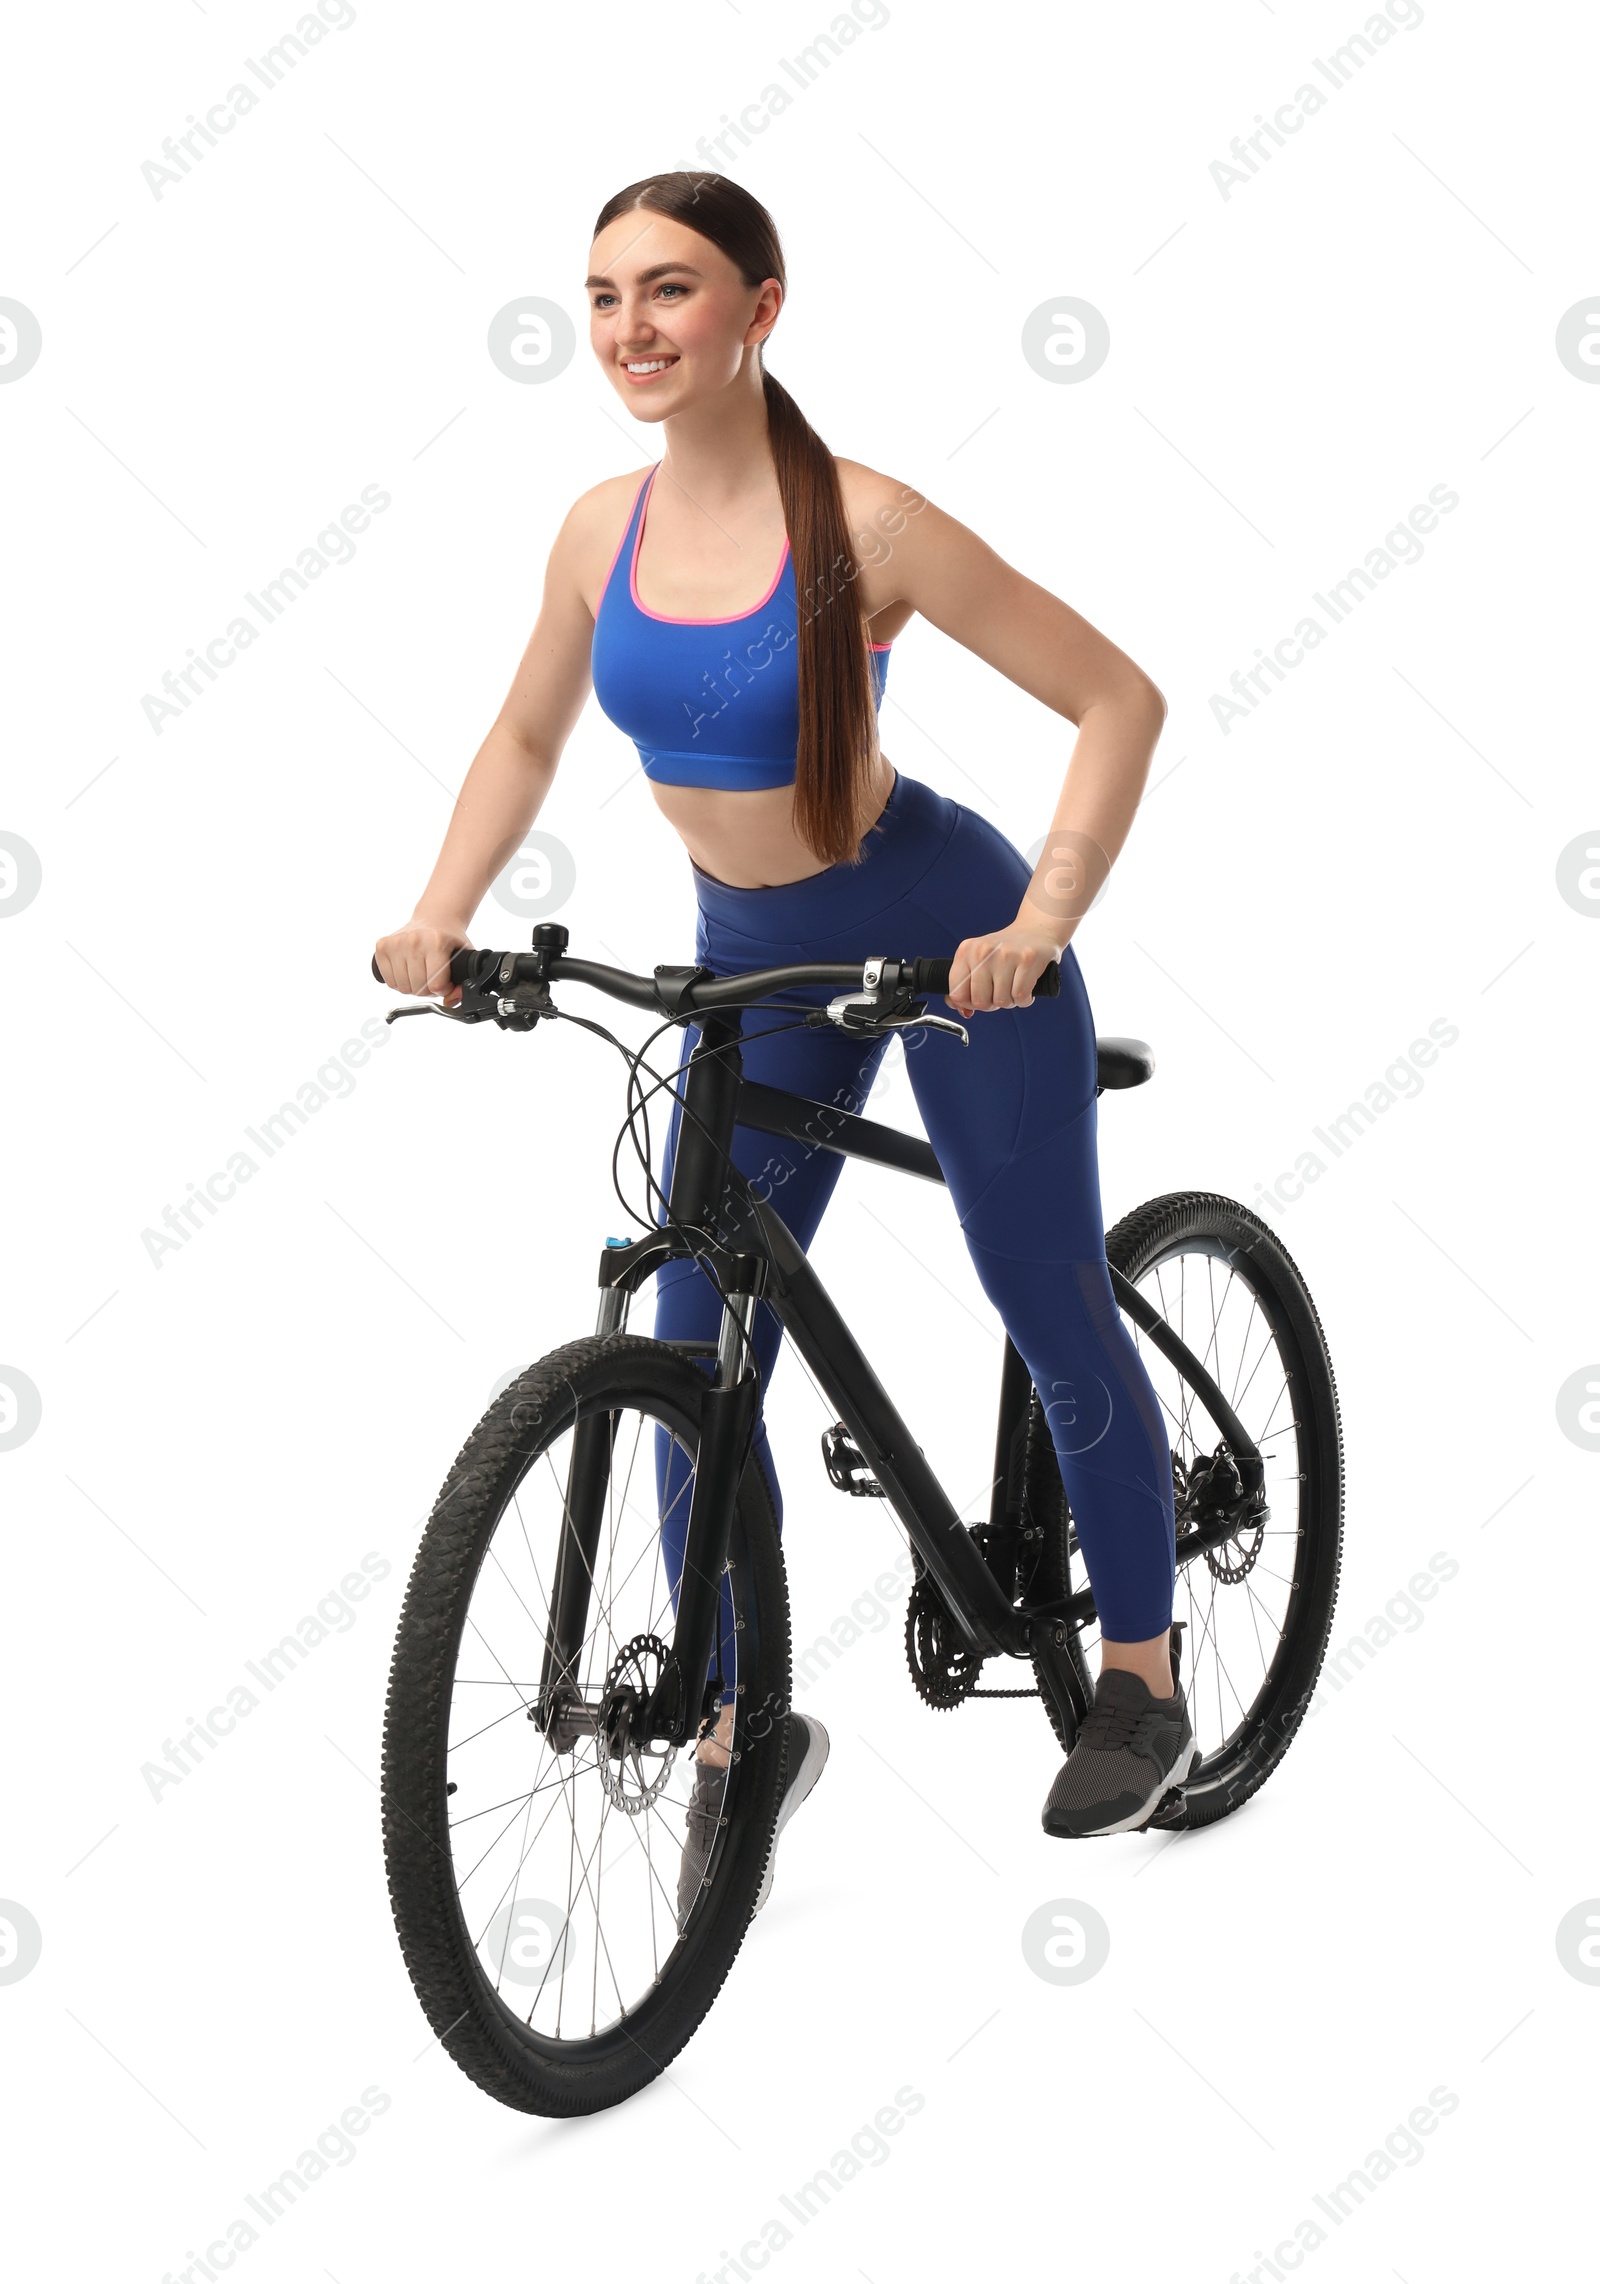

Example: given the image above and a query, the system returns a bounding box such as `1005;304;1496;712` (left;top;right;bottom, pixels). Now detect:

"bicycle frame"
537;1002;1266;1752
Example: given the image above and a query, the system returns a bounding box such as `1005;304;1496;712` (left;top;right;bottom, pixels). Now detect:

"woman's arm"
374;493;610;1002
842;468;1167;1017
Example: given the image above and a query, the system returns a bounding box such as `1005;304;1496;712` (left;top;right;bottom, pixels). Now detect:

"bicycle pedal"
1141;1786;1189;1833
820;1421;884;1497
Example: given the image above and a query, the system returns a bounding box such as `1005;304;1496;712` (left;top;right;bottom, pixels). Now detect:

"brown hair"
592;172;879;867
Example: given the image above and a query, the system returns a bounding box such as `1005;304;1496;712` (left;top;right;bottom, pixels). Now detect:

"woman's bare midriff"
648;756;898;888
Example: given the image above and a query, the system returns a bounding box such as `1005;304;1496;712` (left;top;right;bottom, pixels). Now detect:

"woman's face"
586;210;781;423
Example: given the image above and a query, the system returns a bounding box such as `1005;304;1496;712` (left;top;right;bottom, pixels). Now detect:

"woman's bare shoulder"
551;468;652;612
834;456;932;533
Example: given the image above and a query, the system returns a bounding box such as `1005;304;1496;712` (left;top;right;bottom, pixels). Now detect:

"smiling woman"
582;179;891;867
374;168;1195;1851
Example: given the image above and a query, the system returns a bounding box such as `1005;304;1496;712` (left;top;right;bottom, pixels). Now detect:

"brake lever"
381;981;548;1031
885;1009;969;1045
381;1001;494;1026
810;991;969;1047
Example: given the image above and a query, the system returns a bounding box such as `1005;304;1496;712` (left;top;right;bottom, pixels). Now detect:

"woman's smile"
619;353;681;384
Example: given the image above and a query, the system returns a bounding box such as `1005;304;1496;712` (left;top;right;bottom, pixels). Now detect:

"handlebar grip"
911;955;1061;1000
370;952;478;986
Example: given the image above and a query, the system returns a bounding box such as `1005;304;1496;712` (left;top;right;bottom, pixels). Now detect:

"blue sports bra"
590;464;891;791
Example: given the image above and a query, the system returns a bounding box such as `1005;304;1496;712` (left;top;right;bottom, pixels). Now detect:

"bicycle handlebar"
368;947;1061;1010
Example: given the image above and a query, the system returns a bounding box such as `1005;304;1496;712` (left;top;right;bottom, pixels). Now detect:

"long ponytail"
592;174;881;867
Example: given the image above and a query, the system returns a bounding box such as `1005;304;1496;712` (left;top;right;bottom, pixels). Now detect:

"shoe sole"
1042;1736;1201;1841
755;1717;830;1912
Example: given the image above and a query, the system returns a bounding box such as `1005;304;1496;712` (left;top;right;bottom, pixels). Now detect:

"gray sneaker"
675;1711;832;1929
755;1712;830;1911
676;1754;729;1931
1041;1669;1198;1838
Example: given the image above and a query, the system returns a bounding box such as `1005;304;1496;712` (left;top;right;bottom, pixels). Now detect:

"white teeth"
623;359;676;373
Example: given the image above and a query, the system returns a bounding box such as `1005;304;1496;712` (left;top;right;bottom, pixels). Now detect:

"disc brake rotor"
1205;1521;1265;1583
597;1633;677;1815
1173;1450;1265;1583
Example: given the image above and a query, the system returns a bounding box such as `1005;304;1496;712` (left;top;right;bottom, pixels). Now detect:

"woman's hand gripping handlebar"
369;931;1061;1038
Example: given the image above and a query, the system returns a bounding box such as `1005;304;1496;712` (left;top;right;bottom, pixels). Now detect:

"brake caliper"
1179;1443;1270;1582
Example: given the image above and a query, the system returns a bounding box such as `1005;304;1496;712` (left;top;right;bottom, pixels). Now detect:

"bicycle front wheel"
381;1334;791;2115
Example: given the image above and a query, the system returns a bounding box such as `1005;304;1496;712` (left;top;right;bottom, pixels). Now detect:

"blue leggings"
651;770;1175;1673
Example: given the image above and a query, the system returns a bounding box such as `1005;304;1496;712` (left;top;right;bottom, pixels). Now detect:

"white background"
2;1;1595;2277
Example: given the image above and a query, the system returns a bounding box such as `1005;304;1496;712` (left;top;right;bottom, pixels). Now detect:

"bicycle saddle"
1095;1036;1154;1090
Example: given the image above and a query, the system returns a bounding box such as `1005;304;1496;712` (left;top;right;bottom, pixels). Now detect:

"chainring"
905;1391;1092;1729
905;1577;984;1708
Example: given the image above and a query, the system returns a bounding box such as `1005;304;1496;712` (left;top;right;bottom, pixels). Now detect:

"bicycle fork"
536;1007;764;1753
532;1268;762;1752
649;1262;763;1746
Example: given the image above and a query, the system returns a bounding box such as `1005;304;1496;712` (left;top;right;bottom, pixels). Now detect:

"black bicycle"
374;924;1342;2116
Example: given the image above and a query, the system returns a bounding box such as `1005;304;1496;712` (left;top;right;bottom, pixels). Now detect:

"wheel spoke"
488;1790;540;1992
449;1775;576;1830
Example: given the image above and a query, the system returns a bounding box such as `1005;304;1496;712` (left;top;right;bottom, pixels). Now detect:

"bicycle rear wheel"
382;1334;790;2115
1104;1192;1343;1828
